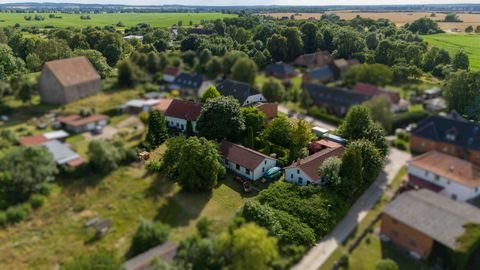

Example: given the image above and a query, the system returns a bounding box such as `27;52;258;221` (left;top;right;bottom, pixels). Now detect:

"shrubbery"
29;194;47;209
129;220;170;257
391;111;429;131
6;204;30;224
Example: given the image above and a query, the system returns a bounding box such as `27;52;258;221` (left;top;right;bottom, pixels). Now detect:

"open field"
263;11;480;32
0;12;236;28
422;33;480;70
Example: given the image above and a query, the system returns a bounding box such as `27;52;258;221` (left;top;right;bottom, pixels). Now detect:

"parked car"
91;125;104;135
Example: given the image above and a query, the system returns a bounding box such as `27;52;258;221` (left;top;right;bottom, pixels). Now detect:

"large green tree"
261;116;293;148
231;223;279;270
161;136;226;191
241;106;266;134
267;34;288;62
201;85;221;103
231;58;257;85
333;28;366;59
145;110;169;150
338;105;388;158
0;146;58;204
0;44;26;81
300;22;321;53
364;95;394;133
443;70;480;120
281;27;304;61
452;51;469;71
343;64;393;87
197;96;245;141
262;78;286;102
87;140;122;174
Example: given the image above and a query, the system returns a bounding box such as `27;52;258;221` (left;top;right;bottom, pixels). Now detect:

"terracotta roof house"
294;51;331;68
19;130;69;145
304;83;371;116
285;143;344;186
303;66;335;84
122;241;178;270
407;150;480;202
381;189;480;260
255;103;278;121
410;112;480;166
153;99;173;114
42;140;85;167
163;66;181;83
164;99;202;133
265;62;297;79
216;79;266;106
220;141;277;181
39;56;101;104
58;114;109;134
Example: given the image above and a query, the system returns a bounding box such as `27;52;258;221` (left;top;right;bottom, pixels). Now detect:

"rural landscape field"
0;12;236;27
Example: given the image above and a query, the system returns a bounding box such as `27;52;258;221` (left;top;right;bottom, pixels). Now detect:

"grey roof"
383;189;480;249
216;79;261;105
123;241;178;270
412;112;480;151
304;83;371;107
173;73;205;89
42;140;80;165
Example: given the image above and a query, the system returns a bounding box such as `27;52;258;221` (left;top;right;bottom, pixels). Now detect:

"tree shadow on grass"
154;189;211;228
144;173;176;201
218;176;259;199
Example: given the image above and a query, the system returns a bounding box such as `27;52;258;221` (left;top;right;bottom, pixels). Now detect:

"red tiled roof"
19;135;48;145
255;103;278;119
409;151;480;188
67;157;86;167
58;114;109;127
153;99;173;113
164;66;180;76
286;146;344;180
352;83;400;104
220;141;275;171
164;99;202;121
44;56;100;88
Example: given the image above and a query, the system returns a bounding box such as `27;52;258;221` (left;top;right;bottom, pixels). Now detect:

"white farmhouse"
220;141;277;181
216;79;266;106
164;99;202;133
285;145;344;186
407;150;480;202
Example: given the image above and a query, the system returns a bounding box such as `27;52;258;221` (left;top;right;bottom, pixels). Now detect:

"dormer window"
446;133;456;141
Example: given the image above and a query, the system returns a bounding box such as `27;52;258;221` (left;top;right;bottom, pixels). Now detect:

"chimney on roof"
449;165;455;172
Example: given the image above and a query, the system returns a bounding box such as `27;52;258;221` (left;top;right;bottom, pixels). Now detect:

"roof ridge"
223;141;273;160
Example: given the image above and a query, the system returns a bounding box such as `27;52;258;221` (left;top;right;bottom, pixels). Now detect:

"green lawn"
0;144;252;269
0;12;236;28
422;33;480;70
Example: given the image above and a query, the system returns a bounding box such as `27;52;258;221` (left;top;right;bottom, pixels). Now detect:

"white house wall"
285;167;318;186
165;116;197;133
408;165;480;202
223;158;276;181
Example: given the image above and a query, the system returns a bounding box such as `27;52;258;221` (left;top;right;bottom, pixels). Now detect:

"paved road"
278;105;336;131
292;148;411;270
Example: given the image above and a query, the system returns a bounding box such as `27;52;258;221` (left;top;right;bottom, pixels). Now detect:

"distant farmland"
263;11;480;32
422;33;480;70
0;12;237;28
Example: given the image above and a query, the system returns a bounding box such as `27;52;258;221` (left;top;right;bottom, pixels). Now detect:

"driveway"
292;148;411;270
278;104;336;131
83;126;118;141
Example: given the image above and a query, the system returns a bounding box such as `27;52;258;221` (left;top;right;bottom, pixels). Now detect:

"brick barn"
39;56;101;104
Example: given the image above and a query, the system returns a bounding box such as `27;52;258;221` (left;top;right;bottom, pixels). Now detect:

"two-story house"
216;79;267;106
164;99;202;133
407;150;480;202
410;112;480;166
220;141;277;181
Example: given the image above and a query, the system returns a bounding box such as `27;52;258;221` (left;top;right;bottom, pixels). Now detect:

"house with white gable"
220;141;277;181
216;79;266;106
285;141;344;186
164;99;202;133
407;150;480;202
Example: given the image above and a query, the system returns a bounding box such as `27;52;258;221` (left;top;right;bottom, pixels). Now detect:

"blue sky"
0;0;479;5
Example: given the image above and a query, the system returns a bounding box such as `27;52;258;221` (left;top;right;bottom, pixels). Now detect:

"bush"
129;220;170;257
29;194;47;209
392;111;429;131
0;211;6;227
6;205;29;224
307;106;343;126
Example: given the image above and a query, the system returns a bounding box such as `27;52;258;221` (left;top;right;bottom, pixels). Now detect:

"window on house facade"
434;175;440;181
225;160;229;165
262;167;265;173
236;164;240;170
245;168;250;175
298;178;303;184
291;174;293;179
451;194;457;200
297;169;300;174
476;187;479;192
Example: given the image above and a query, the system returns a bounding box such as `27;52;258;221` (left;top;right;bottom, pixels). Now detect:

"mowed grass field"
422;33;480;70
0;12;236;28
